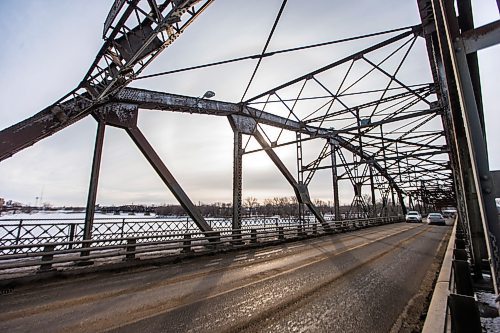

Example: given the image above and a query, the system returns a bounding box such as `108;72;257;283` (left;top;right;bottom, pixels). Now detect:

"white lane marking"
255;249;283;257
204;262;221;267
287;244;306;250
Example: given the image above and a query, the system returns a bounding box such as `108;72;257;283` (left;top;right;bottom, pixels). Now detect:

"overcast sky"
0;0;498;207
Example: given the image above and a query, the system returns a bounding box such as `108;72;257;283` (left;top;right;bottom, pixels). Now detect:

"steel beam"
462;20;500;54
335;108;440;134
83;120;106;242
0;1;213;162
457;0;485;142
0;93;93;161
85;0;214;100
252;129;330;230
94;104;213;234
418;0;488;278
453;37;500;287
431;0;500;290
330;142;341;220
244;28;417;104
113;88;407;210
304;86;432;124
296;132;305;223
231;125;243;231
126;126;213;233
370;166;377;217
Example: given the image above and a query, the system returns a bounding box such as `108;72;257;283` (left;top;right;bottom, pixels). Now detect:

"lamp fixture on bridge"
201;90;215;99
191;91;216;113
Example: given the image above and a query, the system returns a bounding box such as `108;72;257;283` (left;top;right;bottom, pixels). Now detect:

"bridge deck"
0;223;450;333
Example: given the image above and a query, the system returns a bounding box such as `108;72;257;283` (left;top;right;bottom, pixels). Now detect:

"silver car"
426;213;446;225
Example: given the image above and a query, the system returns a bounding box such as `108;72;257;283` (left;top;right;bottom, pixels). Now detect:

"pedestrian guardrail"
0;216;402;274
423;218;497;333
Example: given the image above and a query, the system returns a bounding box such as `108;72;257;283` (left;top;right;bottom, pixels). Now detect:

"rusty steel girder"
0;0;213;161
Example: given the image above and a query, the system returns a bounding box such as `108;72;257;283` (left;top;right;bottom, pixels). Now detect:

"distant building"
0;198;4;209
5;200;22;208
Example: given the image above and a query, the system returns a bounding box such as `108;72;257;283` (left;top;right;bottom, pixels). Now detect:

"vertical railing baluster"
278;226;284;240
15;219;23;245
68;224;76;250
250;229;257;243
14;219;23;254
120;218;125;241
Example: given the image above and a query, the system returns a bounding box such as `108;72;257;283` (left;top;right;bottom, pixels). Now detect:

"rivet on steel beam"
480;174;489;181
483;187;492;194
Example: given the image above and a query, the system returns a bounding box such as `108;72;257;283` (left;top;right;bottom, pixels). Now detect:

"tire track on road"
100;225;426;333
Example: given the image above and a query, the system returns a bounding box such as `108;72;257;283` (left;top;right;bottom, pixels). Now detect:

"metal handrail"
0;216;401;274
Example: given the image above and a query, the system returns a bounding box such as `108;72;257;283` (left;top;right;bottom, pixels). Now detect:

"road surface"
0;223;450;333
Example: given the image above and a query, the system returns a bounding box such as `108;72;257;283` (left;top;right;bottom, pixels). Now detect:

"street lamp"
192;91;216;113
201;90;215;99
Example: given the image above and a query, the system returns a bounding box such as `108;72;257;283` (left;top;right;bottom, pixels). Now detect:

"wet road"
0;223;450;333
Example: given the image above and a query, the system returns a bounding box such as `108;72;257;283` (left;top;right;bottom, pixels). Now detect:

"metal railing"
0;215;369;254
0;216;402;274
422;217;497;333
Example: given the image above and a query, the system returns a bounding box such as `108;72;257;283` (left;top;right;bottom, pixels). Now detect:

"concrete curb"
422;221;456;333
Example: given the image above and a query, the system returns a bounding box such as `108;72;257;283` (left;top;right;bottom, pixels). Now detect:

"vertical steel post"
232;129;243;231
296;132;305;224
393;140;407;215
418;0;486;277
453;37;500;289
83;121;105;244
421;181;428;214
370;166;376;217
457;0;485;142
431;0;499;290
330;142;341;220
379;125;390;217
391;187;396;211
399;191;407;215
417;197;423;214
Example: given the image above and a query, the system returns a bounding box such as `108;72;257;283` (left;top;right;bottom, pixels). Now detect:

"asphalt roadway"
0;223;450;333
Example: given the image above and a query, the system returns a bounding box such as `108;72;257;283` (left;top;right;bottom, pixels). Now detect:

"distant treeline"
2;196;401;217
152;196;400;217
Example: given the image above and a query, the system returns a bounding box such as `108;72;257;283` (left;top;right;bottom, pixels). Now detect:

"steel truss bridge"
0;0;499;328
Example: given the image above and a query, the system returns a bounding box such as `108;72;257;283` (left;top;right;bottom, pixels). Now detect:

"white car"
405;211;422;223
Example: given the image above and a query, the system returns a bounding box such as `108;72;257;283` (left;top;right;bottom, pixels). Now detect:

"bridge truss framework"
0;0;499;294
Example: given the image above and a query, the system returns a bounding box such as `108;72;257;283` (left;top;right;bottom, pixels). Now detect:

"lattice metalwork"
0;216;330;254
241;27;452;214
